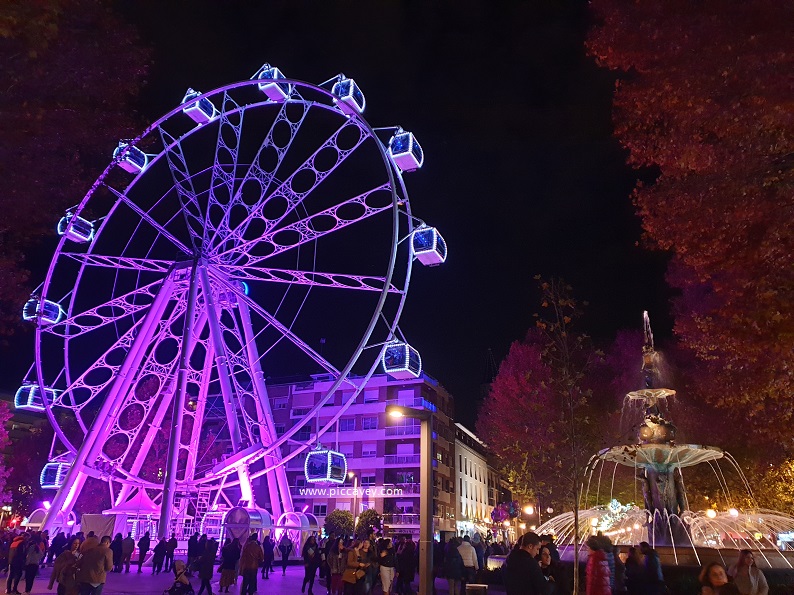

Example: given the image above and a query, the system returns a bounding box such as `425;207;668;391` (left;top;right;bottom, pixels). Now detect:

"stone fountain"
536;312;794;569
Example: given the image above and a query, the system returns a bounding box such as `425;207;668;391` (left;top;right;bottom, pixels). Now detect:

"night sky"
4;1;675;428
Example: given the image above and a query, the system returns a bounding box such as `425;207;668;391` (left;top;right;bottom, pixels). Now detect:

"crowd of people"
0;526;776;595
581;533;770;595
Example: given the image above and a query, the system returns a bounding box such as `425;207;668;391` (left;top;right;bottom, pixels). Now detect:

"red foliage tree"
478;279;607;509
586;0;794;447
0;0;150;340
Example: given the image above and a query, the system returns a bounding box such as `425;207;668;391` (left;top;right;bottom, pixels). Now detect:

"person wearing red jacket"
586;535;612;595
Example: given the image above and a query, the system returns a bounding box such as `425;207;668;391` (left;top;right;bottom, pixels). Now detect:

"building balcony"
385;426;420;437
380;483;420;495
384;454;420;466
382;513;420;526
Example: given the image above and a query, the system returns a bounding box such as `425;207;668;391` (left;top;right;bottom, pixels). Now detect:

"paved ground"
10;563;488;595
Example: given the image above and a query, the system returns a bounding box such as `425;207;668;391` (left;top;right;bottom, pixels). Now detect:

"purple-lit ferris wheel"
19;66;446;533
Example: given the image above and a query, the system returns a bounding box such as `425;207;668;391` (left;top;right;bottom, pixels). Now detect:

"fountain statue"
536;312;794;568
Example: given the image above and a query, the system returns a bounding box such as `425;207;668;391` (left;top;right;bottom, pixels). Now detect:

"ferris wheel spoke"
45;279;163;338
63;253;174;274
220;265;401;294
206;100;311;253
213;117;369;256
159;127;207;252
211;275;345;379
103;184;194;256
59;279;180;416
203;92;245;244
221;183;393;265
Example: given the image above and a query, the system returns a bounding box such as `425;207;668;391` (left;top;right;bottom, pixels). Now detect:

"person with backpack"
23;534;46;594
7;533;28;595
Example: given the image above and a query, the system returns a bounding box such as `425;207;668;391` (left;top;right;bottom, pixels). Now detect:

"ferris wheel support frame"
237;296;291;518
41;272;178;531
160;261;201;536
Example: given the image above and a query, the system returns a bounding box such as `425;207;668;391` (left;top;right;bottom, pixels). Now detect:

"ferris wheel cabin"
253;64;293;101
388;130;424;172
113;141;149;174
23;298;64;325
411;225;447;266
304;449;348;484
14;384;58;412
332;76;365;116
40;461;71;490
181;88;218;124
381;341;422;380
57;213;94;244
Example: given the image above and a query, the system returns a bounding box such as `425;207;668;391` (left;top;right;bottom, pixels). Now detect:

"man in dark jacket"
503;533;548;595
165;533;178;572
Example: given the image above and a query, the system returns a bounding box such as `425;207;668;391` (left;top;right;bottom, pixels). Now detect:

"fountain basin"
599;443;723;470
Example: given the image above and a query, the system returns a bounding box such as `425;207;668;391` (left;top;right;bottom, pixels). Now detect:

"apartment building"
265;372;457;538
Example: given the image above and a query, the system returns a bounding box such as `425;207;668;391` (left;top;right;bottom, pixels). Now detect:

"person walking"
120;533;134;573
136;532;151;573
378;538;397;595
219;538;241;593
585;535;611;595
109;535;123;574
278;534;293;575
458;536;479;592
328;538;346;595
47;533;67;567
261;535;275;579
48;537;81;595
623;546;647;595
302;535;322;595
639;542;665;595
7;533;29;595
502;532;547;595
239;534;264;595
444;537;464;595
74;535;113;595
23;534;45;595
165;534;178;573
196;539;218;595
395;535;416;595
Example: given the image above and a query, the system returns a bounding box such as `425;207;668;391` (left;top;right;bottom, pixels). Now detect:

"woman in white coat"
727;550;768;595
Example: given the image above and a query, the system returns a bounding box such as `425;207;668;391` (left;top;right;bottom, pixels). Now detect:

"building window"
275;424;285;437
362;443;377;458
363;389;379;403
313;504;327;517
273;399;288;410
296;425;311;441
362;416;378;430
361;474;376;486
296;477;306;487
340;444;354;457
340;418;355;432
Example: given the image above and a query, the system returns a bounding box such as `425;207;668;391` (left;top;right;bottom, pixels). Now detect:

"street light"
385;404;432;595
348;471;359;531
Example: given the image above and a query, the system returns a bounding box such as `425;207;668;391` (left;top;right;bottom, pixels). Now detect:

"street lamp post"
349;471;359;532
386;404;432;595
